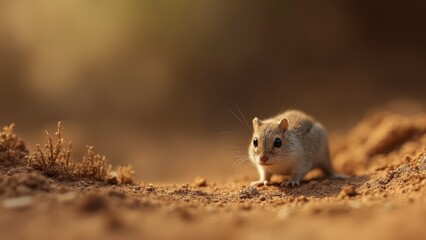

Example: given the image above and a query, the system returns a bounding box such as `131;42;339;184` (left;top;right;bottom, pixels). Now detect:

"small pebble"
146;184;155;192
340;185;357;197
412;184;420;191
239;204;251;211
107;175;118;185
194;176;207;187
296;196;308;202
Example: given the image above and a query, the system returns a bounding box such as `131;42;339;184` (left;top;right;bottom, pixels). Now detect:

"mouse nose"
260;156;269;163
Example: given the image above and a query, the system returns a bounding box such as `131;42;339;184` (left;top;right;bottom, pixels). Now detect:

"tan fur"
248;110;342;187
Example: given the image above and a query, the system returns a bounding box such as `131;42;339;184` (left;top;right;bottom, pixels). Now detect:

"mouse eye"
274;138;282;148
253;137;258;147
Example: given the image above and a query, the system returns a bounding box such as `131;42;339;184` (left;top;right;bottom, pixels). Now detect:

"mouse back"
279;110;315;135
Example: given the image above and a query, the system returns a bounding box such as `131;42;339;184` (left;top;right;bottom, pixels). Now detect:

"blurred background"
1;1;426;182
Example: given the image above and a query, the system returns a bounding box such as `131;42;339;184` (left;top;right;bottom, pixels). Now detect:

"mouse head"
248;117;289;166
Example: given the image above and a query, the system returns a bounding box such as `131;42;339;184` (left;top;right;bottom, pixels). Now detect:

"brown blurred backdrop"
1;1;426;182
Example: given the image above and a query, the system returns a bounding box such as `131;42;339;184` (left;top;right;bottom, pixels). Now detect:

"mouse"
248;109;344;187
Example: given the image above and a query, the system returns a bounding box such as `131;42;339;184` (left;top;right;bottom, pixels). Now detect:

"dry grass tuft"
26;122;134;183
116;164;135;184
74;146;112;181
0;124;28;167
26;122;73;178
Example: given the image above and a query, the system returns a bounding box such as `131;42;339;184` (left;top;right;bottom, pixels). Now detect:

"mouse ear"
252;117;262;130
278;118;289;131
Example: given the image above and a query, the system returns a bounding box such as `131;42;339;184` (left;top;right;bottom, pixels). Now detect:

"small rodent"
248;110;344;187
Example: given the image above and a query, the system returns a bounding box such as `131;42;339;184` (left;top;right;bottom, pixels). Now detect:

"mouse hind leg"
320;157;346;179
318;143;347;179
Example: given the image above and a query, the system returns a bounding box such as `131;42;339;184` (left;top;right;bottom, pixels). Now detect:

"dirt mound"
332;111;426;174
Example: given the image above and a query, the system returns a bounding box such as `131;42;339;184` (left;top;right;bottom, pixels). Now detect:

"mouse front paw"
250;180;269;187
281;181;300;188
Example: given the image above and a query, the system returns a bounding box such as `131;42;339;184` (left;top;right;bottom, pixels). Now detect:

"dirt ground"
1;109;426;240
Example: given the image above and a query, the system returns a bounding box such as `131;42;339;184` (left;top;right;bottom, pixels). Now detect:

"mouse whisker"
234;103;252;133
232;157;251;172
232;156;250;168
228;108;251;135
235;158;251;172
231;150;247;154
217;131;240;135
232;156;250;161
